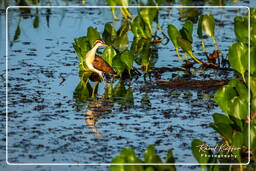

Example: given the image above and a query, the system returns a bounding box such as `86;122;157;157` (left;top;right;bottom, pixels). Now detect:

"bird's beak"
102;42;109;47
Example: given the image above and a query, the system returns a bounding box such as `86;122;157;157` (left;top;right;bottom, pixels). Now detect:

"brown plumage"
93;55;116;75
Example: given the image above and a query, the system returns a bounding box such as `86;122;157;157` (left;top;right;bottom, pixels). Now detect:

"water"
0;4;249;171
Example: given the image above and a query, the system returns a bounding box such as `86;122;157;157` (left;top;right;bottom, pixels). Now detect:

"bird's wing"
93;56;116;74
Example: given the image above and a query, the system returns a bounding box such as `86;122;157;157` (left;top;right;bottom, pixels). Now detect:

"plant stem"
239;164;243;171
176;48;184;62
201;39;207;53
189;51;203;65
212;36;219;51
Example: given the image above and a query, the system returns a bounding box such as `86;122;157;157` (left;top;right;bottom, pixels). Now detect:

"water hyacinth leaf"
73;79;92;104
120;50;134;71
144;145;162;163
214;84;237;114
167;24;182;49
232;132;243;161
210;123;233;143
228;42;248;82
131;16;147;39
197;14;215;38
180;20;194;43
74;36;90;60
33;15;39;28
234;16;248;43
110;148;143;171
191;139;210;168
229;79;248;101
112;34;129;52
87;26;100;48
117;20;130;37
251;76;256;97
177;38;192;53
251;20;256;45
230;96;248;120
102;47;117;66
251;46;256;74
112;55;126;74
102;23;117;44
139;7;158;34
212;113;233;125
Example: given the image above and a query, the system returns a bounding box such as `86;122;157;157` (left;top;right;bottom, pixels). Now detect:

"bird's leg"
100;73;107;87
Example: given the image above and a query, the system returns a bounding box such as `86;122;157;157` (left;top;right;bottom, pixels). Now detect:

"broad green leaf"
73;78;92;104
177;37;192;53
165;149;175;163
251;76;256;97
180;20;193;43
231;132;243;161
117;20;130;37
102;47;117;66
212;113;233;125
113;34;129;52
139;7;157;34
214;84;237;115
167;24;182;49
87;26;100;48
131;16;147;39
229;79;248;101
251;46;256;74
102;23;117;44
74;36;90;60
228;42;248;82
33;15;39;28
210;123;233;143
112;55;126;74
144;145;162;163
234;16;249;43
197;14;215;38
230;96;248;120
251;20;256;45
120;50;134;71
191;139;210;168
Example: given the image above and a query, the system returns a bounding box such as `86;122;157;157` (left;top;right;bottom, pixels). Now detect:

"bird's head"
93;39;109;47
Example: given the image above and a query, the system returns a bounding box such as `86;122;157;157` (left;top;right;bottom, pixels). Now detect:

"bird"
85;39;116;83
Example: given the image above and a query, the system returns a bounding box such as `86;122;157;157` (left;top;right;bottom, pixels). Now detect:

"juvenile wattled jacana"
85;39;116;83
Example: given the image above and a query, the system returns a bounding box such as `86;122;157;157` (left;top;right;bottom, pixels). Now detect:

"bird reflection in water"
85;97;114;137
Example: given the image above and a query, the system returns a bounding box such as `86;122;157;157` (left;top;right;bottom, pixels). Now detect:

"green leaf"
102;23;117;44
74;36;90;60
131;16;147;39
165;149;175;163
87;26;100;48
251;46;256;74
73;77;92;104
112;55;126;74
230;96;248;120
251;76;256;98
139;7;157;34
113;34;129;52
180;20;193;43
177;37;192;53
234;16;249;43
197;14;215;38
144;145;162;163
228;42;248;82
120;50;134;71
212;113;233;125
191;139;210;168
232;132;243;161
102;47;117;66
33;15;39;28
167;24;182;49
214;84;237;114
210;123;233;143
117;20;130;37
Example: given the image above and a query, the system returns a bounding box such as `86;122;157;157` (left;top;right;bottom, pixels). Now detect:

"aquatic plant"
110;145;176;171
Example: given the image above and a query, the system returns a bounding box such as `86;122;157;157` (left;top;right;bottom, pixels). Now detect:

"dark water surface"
0;4;249;171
